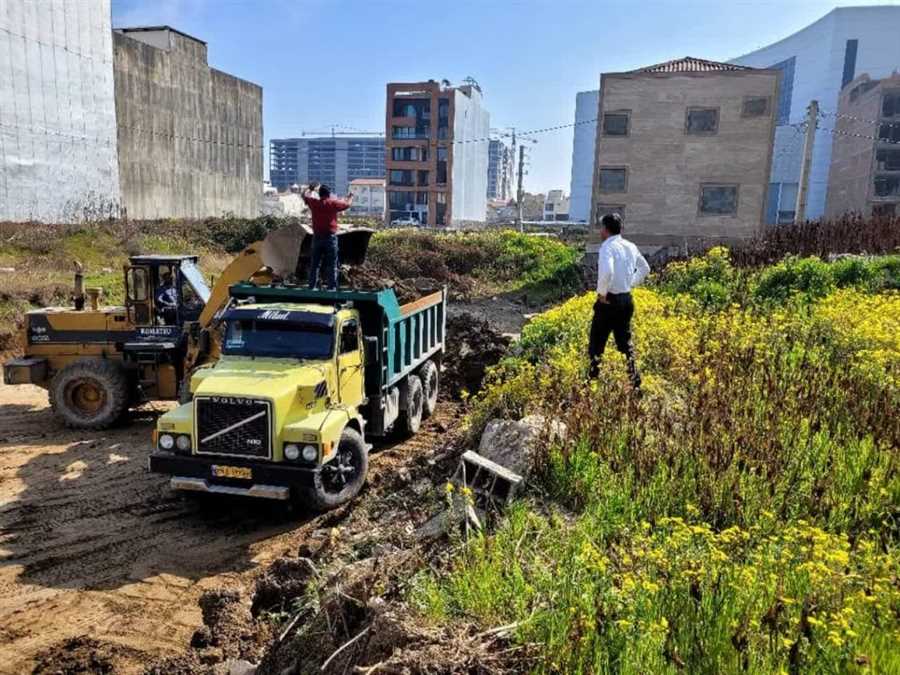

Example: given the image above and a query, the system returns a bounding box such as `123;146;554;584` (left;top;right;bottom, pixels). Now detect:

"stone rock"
227;659;258;675
477;415;566;478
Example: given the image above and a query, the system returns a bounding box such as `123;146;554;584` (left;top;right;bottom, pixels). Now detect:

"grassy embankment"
414;248;900;674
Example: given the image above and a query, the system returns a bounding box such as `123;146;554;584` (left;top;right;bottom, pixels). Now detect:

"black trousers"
588;292;641;387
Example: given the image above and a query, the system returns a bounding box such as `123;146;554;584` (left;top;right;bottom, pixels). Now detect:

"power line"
819;109;900;129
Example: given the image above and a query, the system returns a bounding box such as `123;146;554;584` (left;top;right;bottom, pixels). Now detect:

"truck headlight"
176;434;191;452
284;444;300;460
158;434;175;450
302;444;318;462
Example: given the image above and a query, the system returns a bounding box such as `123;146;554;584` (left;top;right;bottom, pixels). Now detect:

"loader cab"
125;255;211;335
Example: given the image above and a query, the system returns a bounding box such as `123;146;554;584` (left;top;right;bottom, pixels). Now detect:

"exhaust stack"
73;261;85;311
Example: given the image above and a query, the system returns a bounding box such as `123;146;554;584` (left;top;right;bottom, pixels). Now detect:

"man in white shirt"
589;213;650;388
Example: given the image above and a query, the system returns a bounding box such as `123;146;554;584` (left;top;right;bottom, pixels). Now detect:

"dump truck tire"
419;360;439;419
302;427;368;511
398;374;424;436
49;359;129;430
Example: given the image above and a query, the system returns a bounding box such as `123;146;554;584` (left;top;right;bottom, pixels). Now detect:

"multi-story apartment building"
589;57;779;248
487;139;512;201
826;73;900;218
385;81;489;226
269;136;385;195
731;6;900;222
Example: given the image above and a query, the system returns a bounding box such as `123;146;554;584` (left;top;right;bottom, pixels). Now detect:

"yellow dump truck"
149;282;446;510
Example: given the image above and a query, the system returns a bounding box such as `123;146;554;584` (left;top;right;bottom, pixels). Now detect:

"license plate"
211;465;252;480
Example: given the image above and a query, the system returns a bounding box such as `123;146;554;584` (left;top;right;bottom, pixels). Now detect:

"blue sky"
111;0;898;194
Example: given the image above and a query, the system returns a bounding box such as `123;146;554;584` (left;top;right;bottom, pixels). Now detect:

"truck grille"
195;396;272;459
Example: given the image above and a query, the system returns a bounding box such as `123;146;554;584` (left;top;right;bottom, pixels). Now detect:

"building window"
389;191;416;208
436;147;448;184
392;146;426;161
598;167;627;193
415;191;428;205
686;108;719;134
876;148;900;172
874;175;900;198
393;99;430;119
873;203;896;217
389;170;414;186
879;123;900;144
841;39;858;89
699;184;739;215
602;112;629;136
883;92;900;118
769;56;795;126
418;170;429;186
742;97;770;118
595;204;625;224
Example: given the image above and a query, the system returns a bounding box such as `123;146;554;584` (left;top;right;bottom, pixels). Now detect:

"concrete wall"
450;87;489;223
569;90;600;223
732;6;900;221
590;69;779;247
0;0;120;222
113;28;262;219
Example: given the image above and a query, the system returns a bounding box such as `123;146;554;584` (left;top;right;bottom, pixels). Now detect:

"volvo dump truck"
2;225;373;430
149;283;445;510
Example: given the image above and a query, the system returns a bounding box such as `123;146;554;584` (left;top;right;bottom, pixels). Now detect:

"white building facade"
731;6;900;222
0;0;120;222
568;90;600;223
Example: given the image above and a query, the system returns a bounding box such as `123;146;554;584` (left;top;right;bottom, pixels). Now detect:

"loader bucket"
295;226;375;277
259;223;374;281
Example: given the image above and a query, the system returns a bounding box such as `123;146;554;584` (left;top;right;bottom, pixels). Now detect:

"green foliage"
418;275;900;673
655;248;900;308
368;229;581;300
202;214;297;253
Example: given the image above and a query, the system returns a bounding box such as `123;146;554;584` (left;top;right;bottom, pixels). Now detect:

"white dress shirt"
596;234;650;296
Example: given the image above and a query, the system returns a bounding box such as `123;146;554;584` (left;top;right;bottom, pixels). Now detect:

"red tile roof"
631;57;753;74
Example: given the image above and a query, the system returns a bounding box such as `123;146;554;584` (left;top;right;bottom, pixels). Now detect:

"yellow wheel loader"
2;225;373;430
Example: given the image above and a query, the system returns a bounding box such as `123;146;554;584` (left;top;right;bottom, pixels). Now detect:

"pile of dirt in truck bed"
442;313;511;397
343;258;476;304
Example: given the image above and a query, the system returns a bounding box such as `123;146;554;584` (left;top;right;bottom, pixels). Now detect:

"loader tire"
49;359;129;430
397;374;424;437
419;359;439;419
301;427;369;511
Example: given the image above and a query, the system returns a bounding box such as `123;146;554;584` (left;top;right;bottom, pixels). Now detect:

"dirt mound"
32;636;143;675
251;556;317;616
443;313;511;397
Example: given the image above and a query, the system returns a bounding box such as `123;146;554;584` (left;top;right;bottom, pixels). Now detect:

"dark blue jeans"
308;233;339;290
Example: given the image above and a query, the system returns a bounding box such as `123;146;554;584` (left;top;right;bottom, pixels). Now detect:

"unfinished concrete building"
826;73;900;219
113;26;263;219
589;57;780;251
0;0;120;222
385;80;489;227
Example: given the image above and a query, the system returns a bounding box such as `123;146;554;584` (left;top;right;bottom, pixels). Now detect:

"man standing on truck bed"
589;212;650;389
302;183;353;290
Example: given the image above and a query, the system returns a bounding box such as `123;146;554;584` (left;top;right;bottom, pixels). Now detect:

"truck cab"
149;285;446;510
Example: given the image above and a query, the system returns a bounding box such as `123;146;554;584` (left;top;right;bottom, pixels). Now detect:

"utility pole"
794;100;818;224
516;144;526;232
509;128;517;202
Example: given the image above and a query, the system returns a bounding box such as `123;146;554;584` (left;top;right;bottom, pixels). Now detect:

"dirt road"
0;382;457;673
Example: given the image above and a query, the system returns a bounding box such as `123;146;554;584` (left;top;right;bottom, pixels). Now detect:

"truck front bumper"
149;452;318;501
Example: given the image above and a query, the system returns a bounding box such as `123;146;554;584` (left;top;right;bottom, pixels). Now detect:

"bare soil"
0;381;464;674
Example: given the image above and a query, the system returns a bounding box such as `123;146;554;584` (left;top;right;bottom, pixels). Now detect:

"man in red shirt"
302;183;353;290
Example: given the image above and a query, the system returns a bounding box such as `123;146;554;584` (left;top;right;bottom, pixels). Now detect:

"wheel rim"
321;447;359;494
425;369;438;404
64;378;107;417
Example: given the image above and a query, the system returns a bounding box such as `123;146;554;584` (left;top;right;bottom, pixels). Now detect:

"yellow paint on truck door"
337;318;363;407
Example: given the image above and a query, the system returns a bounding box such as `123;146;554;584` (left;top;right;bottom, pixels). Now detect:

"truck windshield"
223;320;334;359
